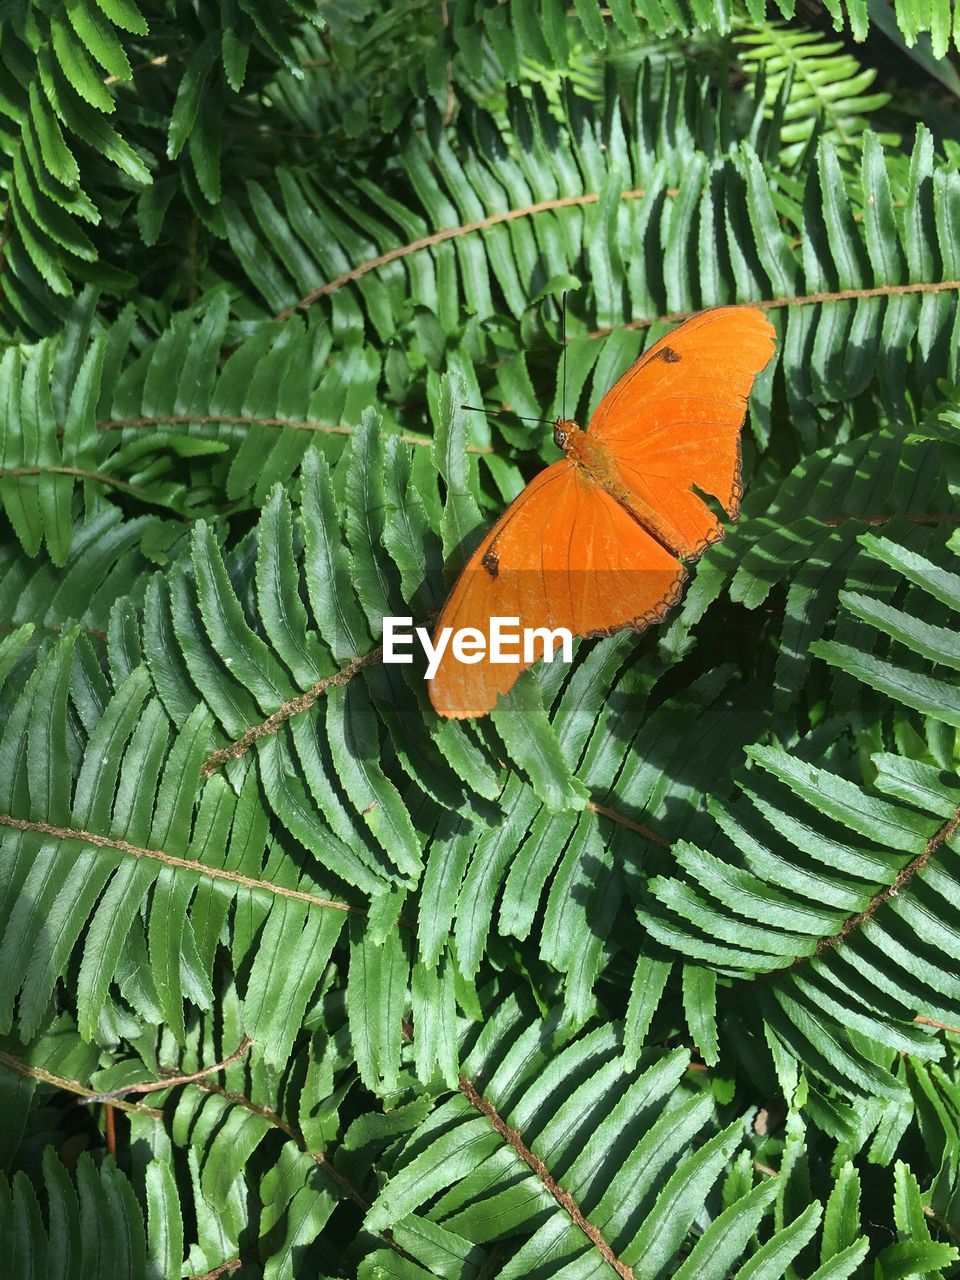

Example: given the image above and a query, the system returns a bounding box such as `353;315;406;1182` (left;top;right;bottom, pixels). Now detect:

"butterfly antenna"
461;404;554;425
561;289;567;423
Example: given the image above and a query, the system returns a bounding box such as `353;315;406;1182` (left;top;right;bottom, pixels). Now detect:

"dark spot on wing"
656;345;681;363
482;548;499;578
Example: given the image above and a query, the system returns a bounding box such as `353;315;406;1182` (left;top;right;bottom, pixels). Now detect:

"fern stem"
0;814;361;915
97;414;494;453
82;1037;254;1104
795;807;960;966
274;188;657;320
589;279;960;338
459;1072;638;1280
103;1103;116;1158
187;1075;297;1140
186;1262;244;1280
915;1016;960;1034
0;464;148;496
200;645;384;778
0;1050;162;1118
817;513;960;527
588;800;670;846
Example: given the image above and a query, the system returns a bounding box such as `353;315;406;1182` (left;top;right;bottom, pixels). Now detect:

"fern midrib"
0;812;362;915
588;278;960;338
274;187;659;319
97;413;495;454
0;1048;162;1118
200;645;384;777
459;1070;639;1280
82;1035;253;1103
728;802;960;994
0;463;148;496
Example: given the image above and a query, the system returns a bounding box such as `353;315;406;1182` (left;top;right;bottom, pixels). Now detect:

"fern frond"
359;1002;876;1277
661;425;954;705
0;0;151;333
0;1146;149;1278
347;0;960;70
220;67;960;446
813;529;960;728
737;19;895;165
0;509;183;660
636;524;960;1102
0;630;357;1063
0;286;446;559
220;64;774;330
0;0;325;339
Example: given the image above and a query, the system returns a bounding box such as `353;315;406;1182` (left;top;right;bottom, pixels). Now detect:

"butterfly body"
553;418;590;458
553;419;679;554
428;306;777;719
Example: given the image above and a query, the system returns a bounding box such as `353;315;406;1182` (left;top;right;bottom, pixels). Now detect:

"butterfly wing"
429;461;684;718
590;306;776;558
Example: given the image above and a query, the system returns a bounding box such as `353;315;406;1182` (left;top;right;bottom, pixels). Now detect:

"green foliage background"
3;0;960;1276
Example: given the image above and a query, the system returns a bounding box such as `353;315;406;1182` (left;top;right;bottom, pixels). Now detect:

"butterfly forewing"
590;307;776;556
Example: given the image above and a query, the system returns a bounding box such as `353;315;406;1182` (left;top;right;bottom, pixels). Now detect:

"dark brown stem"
104;1103;116;1157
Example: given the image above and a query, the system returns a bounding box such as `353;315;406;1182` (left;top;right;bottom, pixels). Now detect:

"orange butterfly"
428;306;777;719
